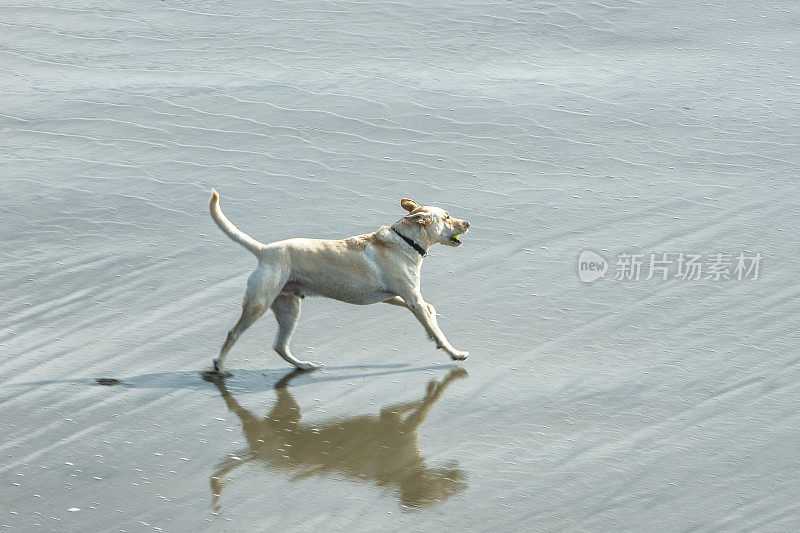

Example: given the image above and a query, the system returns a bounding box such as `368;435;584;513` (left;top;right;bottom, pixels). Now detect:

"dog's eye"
444;212;450;219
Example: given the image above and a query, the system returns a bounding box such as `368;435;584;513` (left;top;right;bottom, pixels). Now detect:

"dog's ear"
406;212;433;226
401;198;420;212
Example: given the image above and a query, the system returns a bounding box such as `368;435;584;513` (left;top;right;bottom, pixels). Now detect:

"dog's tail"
209;189;265;257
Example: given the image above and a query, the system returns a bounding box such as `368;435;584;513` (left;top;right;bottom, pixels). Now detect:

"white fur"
209;189;471;372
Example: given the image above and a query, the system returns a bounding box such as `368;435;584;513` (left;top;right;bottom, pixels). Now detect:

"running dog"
209;189;470;372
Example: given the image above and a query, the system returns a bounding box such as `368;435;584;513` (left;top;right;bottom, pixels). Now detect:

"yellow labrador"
209;189;470;372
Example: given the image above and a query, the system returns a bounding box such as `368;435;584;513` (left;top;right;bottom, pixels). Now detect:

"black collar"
391;227;427;257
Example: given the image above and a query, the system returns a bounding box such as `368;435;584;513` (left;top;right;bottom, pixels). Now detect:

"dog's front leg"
387;296;436;316
401;292;468;361
383;296;407;307
386;296;439;343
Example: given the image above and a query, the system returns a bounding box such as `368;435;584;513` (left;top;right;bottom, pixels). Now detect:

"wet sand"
2;1;800;531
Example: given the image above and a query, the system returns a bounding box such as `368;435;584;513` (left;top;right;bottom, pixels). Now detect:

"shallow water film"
2;1;800;531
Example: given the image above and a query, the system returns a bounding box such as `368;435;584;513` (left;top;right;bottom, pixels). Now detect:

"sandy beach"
2;1;799;531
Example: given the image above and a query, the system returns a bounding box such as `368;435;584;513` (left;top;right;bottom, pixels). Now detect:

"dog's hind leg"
214;300;266;374
271;294;318;370
214;266;287;374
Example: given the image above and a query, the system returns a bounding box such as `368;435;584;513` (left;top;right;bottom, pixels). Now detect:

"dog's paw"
211;359;232;376
295;361;320;371
449;350;469;361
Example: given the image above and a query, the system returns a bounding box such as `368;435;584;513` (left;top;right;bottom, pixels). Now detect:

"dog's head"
397;198;470;247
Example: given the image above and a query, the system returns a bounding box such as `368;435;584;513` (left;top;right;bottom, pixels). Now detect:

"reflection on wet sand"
206;368;467;510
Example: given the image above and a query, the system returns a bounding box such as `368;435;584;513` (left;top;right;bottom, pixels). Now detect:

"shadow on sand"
5;363;452;394
205;367;468;511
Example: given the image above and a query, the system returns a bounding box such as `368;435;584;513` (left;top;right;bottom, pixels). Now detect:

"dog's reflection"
207;368;467;510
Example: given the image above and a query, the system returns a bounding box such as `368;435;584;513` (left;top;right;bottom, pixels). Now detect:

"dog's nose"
465;221;470;229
